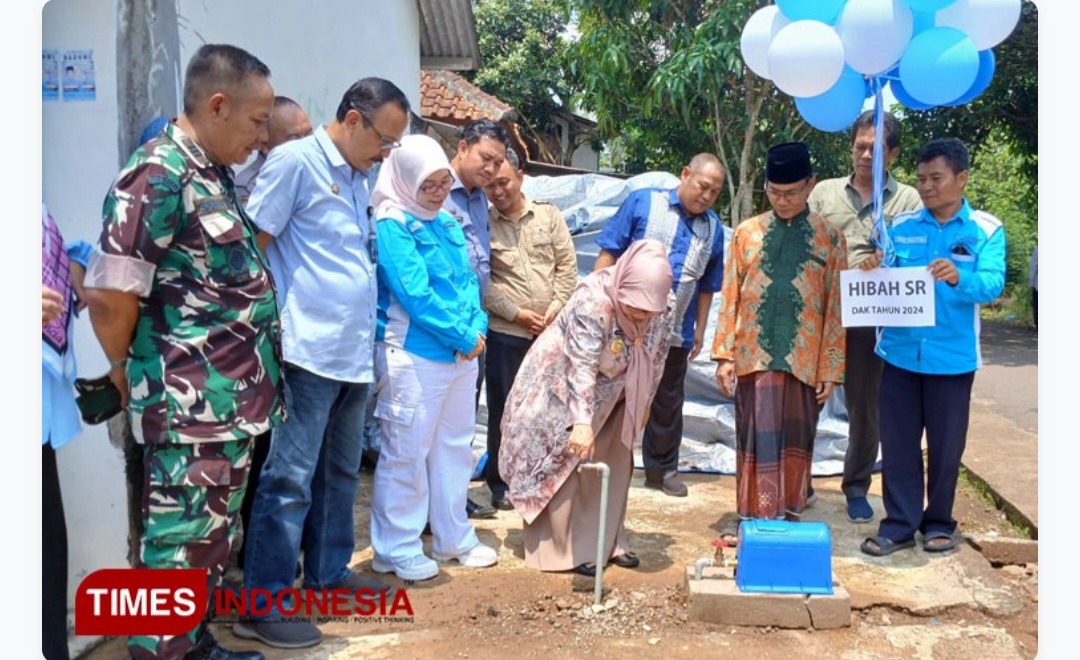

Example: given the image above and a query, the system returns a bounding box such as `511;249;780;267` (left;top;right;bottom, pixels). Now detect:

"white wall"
42;0;423;650
176;0;422;126
572;143;600;172
42;2;133;651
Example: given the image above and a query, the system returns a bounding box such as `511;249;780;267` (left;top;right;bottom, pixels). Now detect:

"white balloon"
936;0;1021;50
838;0;915;75
740;6;792;78
767;21;846;98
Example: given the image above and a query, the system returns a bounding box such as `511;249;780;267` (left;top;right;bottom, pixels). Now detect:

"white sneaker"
434;542;499;568
371;554;439;581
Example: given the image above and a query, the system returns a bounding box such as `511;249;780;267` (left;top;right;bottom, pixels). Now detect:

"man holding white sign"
810;111;922;524
860;139;1006;557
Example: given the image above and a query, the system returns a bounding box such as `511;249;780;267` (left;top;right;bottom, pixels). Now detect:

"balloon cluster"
740;0;1022;132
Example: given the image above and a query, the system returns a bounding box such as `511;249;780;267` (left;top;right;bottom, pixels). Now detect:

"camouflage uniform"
86;121;285;660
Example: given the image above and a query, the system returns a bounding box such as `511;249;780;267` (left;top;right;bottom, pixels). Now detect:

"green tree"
567;0;855;223
469;0;574;136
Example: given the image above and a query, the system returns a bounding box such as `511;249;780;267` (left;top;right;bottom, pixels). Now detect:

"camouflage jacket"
86;122;285;445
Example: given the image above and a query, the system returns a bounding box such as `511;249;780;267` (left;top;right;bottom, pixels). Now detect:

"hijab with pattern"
581;239;672;446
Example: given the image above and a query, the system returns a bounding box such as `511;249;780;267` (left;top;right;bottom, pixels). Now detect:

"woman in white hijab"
367;134;496;581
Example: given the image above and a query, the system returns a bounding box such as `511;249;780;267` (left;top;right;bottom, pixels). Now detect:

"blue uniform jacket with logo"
876;199;1005;375
375;208;488;363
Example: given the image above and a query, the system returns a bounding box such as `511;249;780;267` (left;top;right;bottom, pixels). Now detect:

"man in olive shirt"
482;149;578;509
808;110;922;524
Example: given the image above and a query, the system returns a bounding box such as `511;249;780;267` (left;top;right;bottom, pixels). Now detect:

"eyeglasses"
763;179;811;200
419;176;455;195
357;110;401;150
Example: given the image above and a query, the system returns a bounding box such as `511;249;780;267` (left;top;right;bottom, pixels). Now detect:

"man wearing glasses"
236;78;409;650
712;142;847;532
808;111;921;525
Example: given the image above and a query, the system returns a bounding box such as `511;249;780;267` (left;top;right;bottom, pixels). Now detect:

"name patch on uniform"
408;221;425;234
147;175;181;194
894;235;928;245
195;195;232;216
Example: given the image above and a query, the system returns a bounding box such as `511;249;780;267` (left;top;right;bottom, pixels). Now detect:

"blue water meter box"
735;520;834;595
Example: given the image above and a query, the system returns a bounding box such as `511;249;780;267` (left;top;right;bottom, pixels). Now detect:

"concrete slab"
965;535;1038;566
684;567;851;629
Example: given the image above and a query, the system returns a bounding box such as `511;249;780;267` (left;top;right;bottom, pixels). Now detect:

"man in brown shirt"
808;110;922;524
482;150;579;509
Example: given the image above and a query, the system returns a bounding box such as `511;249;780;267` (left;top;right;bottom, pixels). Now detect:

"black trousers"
877;363;975;543
484;331;534;499
841;326;885;498
43;443;70;660
642;346;689;481
238;430;272;569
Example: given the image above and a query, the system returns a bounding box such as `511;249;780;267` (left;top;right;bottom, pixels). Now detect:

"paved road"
964;320;1038;533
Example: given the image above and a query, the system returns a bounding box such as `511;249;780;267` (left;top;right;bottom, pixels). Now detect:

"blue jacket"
375;208;487;363
876;200;1005;375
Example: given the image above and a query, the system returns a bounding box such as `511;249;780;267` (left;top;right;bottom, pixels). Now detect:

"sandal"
923;533;957;553
608;552;640;568
860;535;916;557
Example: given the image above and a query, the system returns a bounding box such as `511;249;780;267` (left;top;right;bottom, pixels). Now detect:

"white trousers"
370;343;480;563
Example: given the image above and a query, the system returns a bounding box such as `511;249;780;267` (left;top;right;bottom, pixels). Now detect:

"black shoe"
608;551;640;568
466;498;497;519
644;475;688;497
572;563;598;577
491;493;514;511
185;636;265;660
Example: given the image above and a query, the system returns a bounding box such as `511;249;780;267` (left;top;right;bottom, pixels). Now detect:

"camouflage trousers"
127;438;252;660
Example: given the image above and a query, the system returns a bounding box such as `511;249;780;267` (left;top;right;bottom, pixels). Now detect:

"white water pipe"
577;461;610;606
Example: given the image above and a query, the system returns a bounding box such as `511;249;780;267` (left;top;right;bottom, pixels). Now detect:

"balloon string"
869;76;894;267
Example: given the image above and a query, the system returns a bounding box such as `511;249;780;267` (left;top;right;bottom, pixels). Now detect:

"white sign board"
841;267;935;327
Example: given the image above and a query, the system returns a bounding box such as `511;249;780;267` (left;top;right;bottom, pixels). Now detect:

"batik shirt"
711;208;848;388
86;122;285;445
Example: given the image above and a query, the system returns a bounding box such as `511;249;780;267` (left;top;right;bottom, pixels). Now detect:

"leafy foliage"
567;0;851;223
468;0;574;135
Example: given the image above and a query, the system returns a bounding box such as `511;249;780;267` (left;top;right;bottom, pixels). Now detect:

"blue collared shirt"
249;126;378;383
444;180;491;298
596;188;725;349
876;199;1006;375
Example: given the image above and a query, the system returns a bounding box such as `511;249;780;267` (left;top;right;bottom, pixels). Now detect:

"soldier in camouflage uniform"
84;44;283;660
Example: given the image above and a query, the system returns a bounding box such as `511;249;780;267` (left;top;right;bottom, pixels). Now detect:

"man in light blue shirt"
236;78;410;650
443;118;510;520
861;138;1006;558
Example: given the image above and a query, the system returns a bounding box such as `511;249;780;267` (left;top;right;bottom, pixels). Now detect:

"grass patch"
957;467;1034;539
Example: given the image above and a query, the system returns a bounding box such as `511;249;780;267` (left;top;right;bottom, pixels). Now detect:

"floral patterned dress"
499;282;675;526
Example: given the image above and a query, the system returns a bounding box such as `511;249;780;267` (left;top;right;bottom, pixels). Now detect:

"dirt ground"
76;466;1036;656
79;465;1038;660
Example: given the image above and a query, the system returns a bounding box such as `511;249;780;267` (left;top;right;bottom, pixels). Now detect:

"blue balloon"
889;75;935;111
898;27;979;106
903;0;959;11
944;49;996;106
911;9;937;36
776;0;847;24
796;67;870;132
